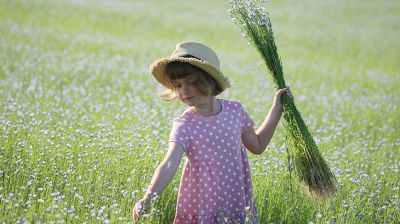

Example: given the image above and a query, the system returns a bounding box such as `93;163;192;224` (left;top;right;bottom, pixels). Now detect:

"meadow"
0;0;399;223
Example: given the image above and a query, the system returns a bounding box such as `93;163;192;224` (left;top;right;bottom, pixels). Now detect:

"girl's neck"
191;97;221;117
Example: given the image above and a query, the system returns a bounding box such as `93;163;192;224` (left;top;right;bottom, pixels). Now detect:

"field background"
1;0;399;223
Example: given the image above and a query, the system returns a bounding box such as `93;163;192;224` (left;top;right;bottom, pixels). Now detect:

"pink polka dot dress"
170;99;258;224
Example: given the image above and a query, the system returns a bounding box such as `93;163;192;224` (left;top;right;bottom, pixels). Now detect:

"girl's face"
172;74;211;107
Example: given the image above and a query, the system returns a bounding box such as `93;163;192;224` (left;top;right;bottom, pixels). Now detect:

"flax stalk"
230;0;337;199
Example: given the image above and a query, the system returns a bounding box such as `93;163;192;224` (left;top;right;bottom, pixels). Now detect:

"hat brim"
149;57;230;91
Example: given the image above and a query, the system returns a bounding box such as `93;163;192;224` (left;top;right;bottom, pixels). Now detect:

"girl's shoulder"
173;108;193;123
219;98;245;111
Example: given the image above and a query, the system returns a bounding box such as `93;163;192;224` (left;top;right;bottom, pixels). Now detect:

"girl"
132;42;293;223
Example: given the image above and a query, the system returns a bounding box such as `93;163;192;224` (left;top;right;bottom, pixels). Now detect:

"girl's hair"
159;61;222;101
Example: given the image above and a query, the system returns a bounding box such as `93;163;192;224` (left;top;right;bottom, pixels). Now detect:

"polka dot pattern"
170;99;258;223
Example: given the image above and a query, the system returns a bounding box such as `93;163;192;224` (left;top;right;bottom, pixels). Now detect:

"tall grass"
0;0;399;223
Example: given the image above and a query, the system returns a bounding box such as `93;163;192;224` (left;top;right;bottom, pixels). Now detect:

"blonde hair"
159;61;222;101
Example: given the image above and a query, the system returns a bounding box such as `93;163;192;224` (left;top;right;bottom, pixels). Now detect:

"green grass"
1;0;399;223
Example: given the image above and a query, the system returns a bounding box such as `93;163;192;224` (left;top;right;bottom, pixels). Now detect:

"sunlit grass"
0;0;399;223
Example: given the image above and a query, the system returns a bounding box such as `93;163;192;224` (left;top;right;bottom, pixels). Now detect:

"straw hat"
149;42;230;92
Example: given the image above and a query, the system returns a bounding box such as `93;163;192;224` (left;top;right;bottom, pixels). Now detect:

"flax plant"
229;0;337;199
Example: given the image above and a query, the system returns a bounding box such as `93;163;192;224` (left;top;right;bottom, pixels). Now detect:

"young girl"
132;42;293;223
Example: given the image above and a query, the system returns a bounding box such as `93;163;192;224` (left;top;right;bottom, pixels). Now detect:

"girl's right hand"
132;199;150;222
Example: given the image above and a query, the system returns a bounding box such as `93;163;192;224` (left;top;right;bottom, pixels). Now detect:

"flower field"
0;0;399;223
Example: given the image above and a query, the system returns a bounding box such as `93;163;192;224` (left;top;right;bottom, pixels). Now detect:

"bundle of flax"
230;0;336;199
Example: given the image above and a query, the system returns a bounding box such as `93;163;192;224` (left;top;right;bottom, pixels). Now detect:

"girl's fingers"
132;209;136;220
278;88;287;96
132;199;146;221
285;86;294;99
132;204;140;221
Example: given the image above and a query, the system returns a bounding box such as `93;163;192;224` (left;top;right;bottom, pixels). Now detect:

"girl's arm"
132;142;184;220
242;87;293;155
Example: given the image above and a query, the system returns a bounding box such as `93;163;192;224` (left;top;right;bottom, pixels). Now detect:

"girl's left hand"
273;86;294;111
